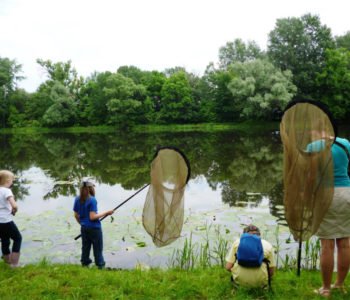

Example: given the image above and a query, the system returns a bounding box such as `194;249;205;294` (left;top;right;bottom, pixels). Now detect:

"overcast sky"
1;0;349;92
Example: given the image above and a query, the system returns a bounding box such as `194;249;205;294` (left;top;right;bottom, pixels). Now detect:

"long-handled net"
280;99;337;275
142;146;190;247
74;146;190;247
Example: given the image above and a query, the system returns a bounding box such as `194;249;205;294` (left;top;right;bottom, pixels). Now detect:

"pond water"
0;128;348;269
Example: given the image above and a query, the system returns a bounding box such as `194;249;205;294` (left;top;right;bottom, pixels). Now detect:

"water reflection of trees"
0;131;284;209
268;181;287;225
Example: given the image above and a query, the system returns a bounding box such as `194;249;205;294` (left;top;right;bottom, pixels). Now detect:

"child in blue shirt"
73;180;114;268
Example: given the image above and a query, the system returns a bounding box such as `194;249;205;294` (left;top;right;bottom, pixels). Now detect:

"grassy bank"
0;121;280;134
0;262;349;299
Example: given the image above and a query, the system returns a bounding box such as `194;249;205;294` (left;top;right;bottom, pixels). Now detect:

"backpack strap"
263;258;271;288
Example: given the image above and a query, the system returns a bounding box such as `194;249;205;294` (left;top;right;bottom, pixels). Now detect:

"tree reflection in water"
0;130;286;220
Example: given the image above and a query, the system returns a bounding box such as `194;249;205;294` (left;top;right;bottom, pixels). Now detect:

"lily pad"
136;241;146;247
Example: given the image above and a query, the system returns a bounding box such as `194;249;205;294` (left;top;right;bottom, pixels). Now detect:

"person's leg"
91;228;105;268
0;223;12;264
81;227;92;266
1;236;10;255
1;237;11;263
9;222;22;253
320;238;335;289
8;222;22;267
334;237;350;287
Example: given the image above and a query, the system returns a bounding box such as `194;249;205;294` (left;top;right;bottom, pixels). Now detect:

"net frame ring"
151;146;191;191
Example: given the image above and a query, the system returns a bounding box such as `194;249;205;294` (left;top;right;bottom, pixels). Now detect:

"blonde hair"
0;170;15;186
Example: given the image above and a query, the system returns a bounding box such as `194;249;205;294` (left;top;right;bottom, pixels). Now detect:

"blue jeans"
0;221;22;254
81;226;105;268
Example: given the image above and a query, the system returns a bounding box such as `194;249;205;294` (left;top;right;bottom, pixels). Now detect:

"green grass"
0;121;280;134
134;121;280;133
0;262;349;299
0;125;116;134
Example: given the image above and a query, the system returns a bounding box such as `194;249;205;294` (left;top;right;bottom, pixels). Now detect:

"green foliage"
268;13;335;98
3;11;350;128
24;84;53;125
6;88;29;127
219;38;264;69
0;57;23;127
42;82;77;127
227;59;297;119
159;71;197;123
316;48;350;119
335;31;350;50
107;98;142;127
0;56;23;91
141;70;166;110
36;59;84;96
204;65;238;122
79;71;112;125
117;65;145;84
103;73;147;126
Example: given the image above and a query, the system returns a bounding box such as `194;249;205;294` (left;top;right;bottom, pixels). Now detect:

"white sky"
1;0;349;92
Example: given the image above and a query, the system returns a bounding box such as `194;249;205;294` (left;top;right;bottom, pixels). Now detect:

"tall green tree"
24;84;53;126
163;67;187;78
103;73;146;127
335;31;350;50
79;71;112;125
0;57;23;127
219;38;264;69
316;48;350;120
267;14;335;97
140;70;166;113
36;59;84;97
159;71;196;123
7;89;30;128
227;59;297;120
42;81;77;127
117;65;145;84
204;63;237;122
31;59;84;126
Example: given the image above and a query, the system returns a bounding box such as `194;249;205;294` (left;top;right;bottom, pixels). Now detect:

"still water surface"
0;129;346;268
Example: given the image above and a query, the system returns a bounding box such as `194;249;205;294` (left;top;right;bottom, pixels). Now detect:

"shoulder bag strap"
334;140;350;159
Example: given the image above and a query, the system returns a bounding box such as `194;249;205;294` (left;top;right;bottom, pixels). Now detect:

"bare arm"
89;209;114;221
225;262;234;272
7;196;18;215
74;212;80;224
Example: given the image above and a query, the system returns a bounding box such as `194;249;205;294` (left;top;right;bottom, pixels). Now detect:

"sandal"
331;284;347;294
313;287;331;298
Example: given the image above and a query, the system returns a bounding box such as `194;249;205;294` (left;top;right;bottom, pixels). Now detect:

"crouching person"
225;225;276;289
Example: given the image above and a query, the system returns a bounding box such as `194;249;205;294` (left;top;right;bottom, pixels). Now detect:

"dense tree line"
1;14;350;128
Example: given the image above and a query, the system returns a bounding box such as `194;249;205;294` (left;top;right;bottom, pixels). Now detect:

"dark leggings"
0;221;22;254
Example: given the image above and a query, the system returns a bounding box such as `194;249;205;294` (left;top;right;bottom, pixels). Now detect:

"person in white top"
0;170;22;267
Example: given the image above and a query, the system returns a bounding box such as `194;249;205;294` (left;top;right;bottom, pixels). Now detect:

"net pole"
297;239;302;276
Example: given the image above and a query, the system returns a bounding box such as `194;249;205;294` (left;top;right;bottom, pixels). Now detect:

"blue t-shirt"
306;137;350;187
332;137;350;187
73;196;101;228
